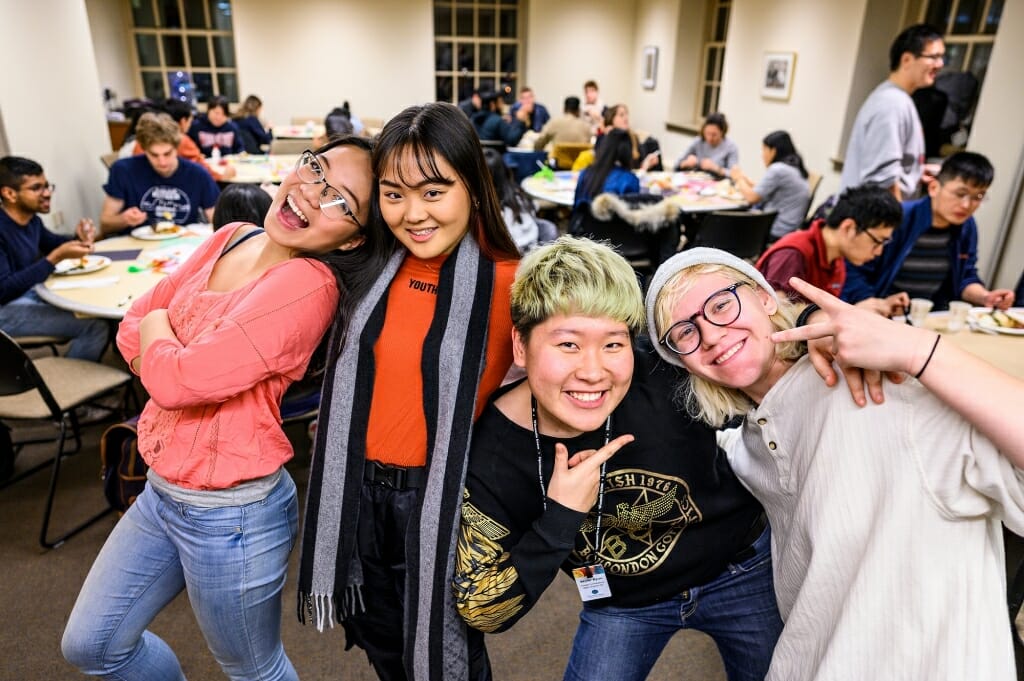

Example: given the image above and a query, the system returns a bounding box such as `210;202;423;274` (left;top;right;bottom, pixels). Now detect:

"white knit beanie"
645;247;778;368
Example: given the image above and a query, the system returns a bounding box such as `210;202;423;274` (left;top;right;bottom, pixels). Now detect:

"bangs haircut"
653;263;804;426
511;236;644;340
372;102;519;261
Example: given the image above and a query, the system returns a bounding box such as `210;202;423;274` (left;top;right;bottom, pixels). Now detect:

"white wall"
964;0;1024;287
714;0;872;200
0;0;110;233
523;0;637;122
232;0;435;128
86;0;134;110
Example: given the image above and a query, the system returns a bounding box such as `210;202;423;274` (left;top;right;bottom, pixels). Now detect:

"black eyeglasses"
917;51;945;62
659;282;748;356
21;182;55;194
294;150;364;229
863;230;892;248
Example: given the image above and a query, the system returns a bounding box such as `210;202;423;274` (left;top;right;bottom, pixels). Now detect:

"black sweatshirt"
454;347;763;633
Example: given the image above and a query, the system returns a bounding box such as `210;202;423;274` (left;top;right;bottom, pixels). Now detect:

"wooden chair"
290;116;324;126
269;138;311;155
0;330;133;548
691;210;778;261
550;142;593;170
101;152;120;169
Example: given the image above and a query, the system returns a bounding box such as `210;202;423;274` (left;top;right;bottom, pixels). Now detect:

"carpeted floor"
0;416;726;681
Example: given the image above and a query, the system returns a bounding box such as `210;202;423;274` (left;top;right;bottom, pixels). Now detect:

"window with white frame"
128;0;239;105
698;0;731;119
922;0;1002;143
433;0;521;106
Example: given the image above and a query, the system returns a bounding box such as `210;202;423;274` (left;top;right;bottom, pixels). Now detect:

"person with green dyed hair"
454;236;782;681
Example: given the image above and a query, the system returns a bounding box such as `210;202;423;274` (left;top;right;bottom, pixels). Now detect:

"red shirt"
756;220;845;301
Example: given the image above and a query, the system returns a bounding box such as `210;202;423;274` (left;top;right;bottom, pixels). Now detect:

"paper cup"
909;298;934;327
947;301;971;332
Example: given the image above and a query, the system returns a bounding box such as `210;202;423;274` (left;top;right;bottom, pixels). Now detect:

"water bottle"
211;145;221;163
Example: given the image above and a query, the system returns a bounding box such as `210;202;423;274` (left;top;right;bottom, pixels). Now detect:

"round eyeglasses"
294;150;364;229
659;282;749;356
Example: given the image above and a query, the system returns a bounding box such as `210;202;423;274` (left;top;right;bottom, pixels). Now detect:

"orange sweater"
366;254;517;467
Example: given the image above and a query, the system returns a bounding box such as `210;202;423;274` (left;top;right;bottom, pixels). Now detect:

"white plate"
967;307;1024;336
53;255;112;276
131;225;186;240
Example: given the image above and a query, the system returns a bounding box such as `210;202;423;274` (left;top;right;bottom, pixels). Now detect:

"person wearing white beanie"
646;247;1024;681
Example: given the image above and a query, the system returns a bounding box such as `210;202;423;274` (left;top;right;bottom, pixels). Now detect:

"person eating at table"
756;184;908;315
132;99;237;182
674;112;738;177
729;130;810;241
0;155;108;361
99;112;220;237
648;248;1024;681
842;151;1015;311
188;95;245;158
572;128;639;209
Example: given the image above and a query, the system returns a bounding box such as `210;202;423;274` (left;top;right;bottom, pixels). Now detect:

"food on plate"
153;221;179;234
976;310;1024;329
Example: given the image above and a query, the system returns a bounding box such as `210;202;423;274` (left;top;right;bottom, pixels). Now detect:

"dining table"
34;227;213;320
920;308;1024;379
272;124;326;140
216;154;300;184
521;169;747;212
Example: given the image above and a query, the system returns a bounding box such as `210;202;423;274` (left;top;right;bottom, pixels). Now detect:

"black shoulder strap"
219;226;265;260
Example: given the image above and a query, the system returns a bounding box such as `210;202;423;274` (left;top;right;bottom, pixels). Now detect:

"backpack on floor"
100;416;147;512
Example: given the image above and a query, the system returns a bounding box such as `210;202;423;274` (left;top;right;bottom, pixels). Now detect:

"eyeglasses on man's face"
862;229;893;248
659;282;749;356
294;150;363;229
942;184;988;206
21;182;55;194
917;51;945;63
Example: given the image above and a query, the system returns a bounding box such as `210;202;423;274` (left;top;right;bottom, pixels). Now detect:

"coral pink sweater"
117;226;338;489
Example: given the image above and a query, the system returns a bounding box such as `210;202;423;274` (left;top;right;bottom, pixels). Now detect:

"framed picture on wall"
642;46;658;90
761;52;796;101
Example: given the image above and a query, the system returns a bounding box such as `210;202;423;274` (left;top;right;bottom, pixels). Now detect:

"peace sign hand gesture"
546;434;633;513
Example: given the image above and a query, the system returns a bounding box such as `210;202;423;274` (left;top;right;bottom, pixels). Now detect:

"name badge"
572;564;612;602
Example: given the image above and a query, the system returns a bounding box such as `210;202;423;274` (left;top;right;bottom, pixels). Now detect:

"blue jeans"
563;525;782;681
62;471;299;681
0;290;109;360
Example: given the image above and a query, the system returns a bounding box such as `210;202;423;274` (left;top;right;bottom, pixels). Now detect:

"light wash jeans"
62;471;299;681
563;525;782;681
0;290;109;360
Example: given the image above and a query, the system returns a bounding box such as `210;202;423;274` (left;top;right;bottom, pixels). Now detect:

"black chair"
504;150;549;184
0;330;133;548
691;210;778;260
571;193;684;281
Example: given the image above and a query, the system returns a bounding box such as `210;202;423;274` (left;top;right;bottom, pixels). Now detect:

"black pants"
343;482;491;681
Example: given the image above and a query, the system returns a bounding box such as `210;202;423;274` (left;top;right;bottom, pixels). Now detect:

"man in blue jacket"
0;156;108;360
842;151;1015;311
508;87;550;133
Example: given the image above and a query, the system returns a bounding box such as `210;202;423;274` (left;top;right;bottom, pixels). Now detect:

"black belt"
364;461;426;490
732;511;768;563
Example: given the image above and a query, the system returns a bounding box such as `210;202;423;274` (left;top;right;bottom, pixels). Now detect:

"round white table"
217;154;300;184
520;170;747;212
35;229;211;320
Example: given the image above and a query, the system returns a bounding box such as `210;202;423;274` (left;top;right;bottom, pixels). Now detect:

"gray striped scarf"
298;234;494;681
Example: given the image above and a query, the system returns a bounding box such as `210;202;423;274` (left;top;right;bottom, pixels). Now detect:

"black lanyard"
531;395;610;560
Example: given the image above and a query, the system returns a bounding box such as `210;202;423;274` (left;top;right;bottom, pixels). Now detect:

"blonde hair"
135;112;181;150
653;262;804;426
235;94;263;118
512;236;644;339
